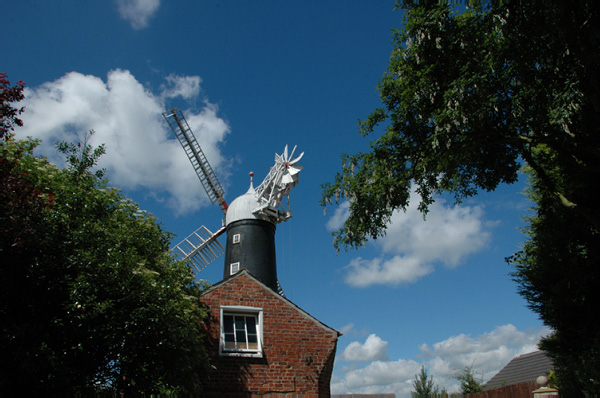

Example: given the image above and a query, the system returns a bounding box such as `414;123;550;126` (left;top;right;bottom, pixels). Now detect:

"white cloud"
344;256;434;287
380;197;489;266
332;359;420;397
332;324;552;398
339;323;355;336
342;334;389;362
17;69;229;215
420;324;548;381
117;0;160;30
326;200;350;231
161;74;202;100
341;190;490;287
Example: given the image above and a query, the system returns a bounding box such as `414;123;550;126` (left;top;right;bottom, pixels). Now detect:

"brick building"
201;270;340;397
164;119;337;396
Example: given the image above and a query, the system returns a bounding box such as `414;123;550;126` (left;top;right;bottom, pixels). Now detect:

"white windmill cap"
225;172;267;226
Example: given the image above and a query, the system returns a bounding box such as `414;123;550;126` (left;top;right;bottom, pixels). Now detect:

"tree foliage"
321;2;599;250
510;162;600;396
455;366;483;395
0;72;25;140
412;365;438;398
1;134;210;396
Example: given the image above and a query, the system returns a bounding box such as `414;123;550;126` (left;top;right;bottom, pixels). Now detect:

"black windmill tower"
163;108;303;294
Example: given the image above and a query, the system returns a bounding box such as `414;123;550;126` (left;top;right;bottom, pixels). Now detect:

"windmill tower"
163;107;303;293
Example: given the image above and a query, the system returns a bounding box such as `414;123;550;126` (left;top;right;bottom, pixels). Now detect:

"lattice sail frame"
163;107;227;214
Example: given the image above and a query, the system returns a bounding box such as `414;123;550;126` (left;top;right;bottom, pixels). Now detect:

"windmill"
162;107;303;293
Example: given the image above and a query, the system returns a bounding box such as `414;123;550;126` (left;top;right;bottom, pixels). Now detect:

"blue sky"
5;1;548;396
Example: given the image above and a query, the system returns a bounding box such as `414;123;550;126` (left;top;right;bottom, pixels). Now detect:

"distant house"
200;270;340;397
485;350;554;389
462;351;555;398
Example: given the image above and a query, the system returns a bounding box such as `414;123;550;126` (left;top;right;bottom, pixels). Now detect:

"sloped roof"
202;269;341;336
485;351;554;389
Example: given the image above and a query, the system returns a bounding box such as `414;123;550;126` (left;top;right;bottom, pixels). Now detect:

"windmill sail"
172;225;225;272
163;107;227;214
163;107;228;269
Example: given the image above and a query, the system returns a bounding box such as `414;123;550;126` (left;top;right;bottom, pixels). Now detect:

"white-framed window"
230;262;240;274
232;233;241;244
219;306;263;357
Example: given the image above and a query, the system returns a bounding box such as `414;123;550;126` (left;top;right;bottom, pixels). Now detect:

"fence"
467;380;538;398
332;394;396;398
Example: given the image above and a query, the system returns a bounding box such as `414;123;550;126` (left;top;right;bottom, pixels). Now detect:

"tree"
412;365;438;398
321;3;599;395
0;72;25;140
455;366;483;395
1;135;211;396
321;2;599;250
510;164;600;396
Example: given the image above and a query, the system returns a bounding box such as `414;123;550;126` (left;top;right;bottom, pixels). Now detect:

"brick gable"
201;270;339;398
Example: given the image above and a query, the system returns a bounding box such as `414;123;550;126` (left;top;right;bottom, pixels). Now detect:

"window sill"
219;350;263;358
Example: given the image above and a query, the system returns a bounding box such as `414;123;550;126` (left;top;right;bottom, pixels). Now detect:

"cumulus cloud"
17;69;229;215
117;0;160;30
339;190;490;287
345;359;419;391
419;324;549;381
332;324;551;398
344;256;434;287
342;334;389;362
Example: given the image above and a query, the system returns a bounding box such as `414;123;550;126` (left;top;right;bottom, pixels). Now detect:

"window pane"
235;316;245;331
225;339;236;349
224;327;235;349
246;317;256;334
236;330;247;344
224;315;234;333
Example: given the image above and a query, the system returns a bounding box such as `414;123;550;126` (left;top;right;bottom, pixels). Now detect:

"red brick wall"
200;272;339;398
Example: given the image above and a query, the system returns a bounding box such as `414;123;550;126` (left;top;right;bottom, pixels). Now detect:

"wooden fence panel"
468;380;538;398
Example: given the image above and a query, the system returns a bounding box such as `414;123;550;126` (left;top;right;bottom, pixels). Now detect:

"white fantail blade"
253;144;304;224
281;173;294;184
289;151;304;165
288;165;303;176
288;145;297;161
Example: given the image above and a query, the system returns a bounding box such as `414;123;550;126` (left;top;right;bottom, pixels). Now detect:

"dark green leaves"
1;137;210;396
322;2;599;249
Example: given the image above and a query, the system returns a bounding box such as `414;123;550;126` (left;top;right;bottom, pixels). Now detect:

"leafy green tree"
322;2;599;395
1;135;210;396
321;2;599;250
412;365;438;398
455;366;483;395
